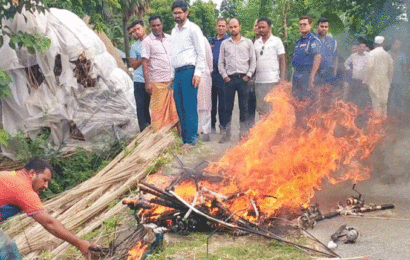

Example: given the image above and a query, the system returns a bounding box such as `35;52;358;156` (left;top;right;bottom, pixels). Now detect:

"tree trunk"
123;15;130;67
282;0;290;49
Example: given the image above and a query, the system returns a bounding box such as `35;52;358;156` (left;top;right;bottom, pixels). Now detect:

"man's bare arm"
310;54;322;86
142;58;152;94
130;58;143;69
32;213;94;259
279;54;287;82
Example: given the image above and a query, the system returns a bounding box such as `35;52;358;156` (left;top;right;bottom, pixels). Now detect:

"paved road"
198;97;410;260
309;127;410;260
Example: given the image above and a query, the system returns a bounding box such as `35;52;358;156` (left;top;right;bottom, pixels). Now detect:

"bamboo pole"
3;127;176;259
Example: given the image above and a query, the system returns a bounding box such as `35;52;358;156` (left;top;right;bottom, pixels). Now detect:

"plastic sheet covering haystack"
0;7;138;159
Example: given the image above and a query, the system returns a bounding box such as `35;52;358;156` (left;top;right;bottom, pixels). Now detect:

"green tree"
189;0;218;38
220;0;237;18
43;0;152;65
146;0;218;38
146;0;175;33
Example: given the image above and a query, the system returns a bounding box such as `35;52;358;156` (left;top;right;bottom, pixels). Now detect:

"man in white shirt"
344;42;371;109
170;1;206;149
363;36;393;117
253;17;286;115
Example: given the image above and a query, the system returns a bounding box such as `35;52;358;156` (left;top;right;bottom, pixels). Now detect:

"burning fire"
126;241;148;260
127;84;384;259
136;84;384;223
204;84;384;217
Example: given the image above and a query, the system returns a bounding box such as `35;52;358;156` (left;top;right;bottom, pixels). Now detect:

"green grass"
146;233;309;260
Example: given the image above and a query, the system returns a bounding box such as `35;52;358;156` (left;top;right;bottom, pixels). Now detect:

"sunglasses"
260;46;265;56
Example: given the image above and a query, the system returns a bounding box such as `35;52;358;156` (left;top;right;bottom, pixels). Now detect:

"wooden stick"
169;191;337;258
250;198;259;218
201;186;228;200
183;191;199;220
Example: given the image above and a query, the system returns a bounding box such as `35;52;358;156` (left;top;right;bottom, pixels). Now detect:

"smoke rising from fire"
204;84;384;217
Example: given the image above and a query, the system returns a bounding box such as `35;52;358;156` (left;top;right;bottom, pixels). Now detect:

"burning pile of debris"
97;84;390;259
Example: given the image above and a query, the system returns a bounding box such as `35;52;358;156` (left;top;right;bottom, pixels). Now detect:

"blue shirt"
209;34;230;72
292;32;321;70
319;35;338;69
130;40;145;83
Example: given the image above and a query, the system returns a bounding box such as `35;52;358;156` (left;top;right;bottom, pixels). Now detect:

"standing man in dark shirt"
209;18;229;134
292;16;321;100
315;17;338;87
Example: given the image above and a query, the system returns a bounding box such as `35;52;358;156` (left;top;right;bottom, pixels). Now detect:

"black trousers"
134;82;151;131
222;75;249;133
248;89;256;128
211;71;226;130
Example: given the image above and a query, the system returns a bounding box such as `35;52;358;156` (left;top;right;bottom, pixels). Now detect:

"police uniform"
316;35;338;85
292;32;321;98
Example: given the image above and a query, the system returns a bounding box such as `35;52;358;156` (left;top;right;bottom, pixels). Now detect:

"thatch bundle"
3;126;175;259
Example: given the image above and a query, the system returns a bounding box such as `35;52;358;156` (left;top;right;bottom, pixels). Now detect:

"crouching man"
0;157;97;259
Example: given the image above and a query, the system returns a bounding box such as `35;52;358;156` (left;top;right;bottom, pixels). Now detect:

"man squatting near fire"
170;1;206;150
0;157;97;259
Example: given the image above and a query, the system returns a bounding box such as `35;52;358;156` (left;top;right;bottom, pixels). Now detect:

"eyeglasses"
260;46;265;56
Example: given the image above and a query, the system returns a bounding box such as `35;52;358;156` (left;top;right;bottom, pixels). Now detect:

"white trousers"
369;89;388;117
198;110;212;134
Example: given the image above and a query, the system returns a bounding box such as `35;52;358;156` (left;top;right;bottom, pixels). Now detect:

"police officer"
316;17;338;86
292;15;321;100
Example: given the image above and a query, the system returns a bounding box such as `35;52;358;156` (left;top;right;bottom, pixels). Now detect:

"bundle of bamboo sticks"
3;126;175;259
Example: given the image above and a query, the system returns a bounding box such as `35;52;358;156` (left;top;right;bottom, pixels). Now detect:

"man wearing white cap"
363;36;393;117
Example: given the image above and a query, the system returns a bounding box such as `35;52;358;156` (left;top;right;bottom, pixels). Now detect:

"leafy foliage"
43;147;116;198
0;69;12;99
146;0;175;33
0;0;51;103
8;31;51;54
189;0;218;37
146;0;218;37
8;129;126;199
0;128;9;147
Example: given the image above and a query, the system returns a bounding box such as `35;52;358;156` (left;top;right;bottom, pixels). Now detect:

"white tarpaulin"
0;8;138;159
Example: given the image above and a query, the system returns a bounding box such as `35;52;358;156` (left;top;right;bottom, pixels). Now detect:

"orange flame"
126;241;148;260
204;84;384;217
